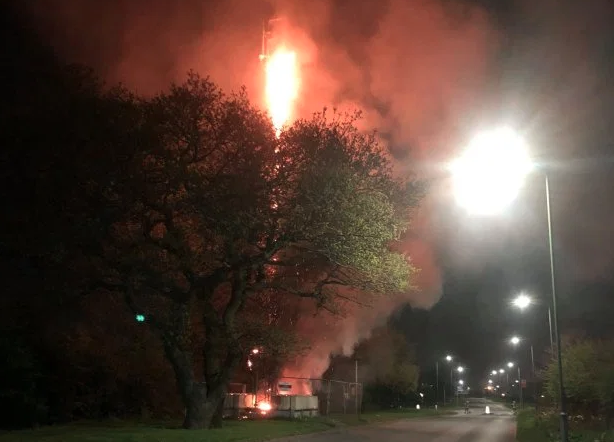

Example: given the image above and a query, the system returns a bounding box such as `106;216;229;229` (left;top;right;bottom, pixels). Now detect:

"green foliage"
516;409;614;442
544;339;614;416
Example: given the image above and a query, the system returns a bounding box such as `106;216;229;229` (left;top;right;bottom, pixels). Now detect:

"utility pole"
435;361;439;406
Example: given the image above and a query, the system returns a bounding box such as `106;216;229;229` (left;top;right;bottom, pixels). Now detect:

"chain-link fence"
276;377;363;415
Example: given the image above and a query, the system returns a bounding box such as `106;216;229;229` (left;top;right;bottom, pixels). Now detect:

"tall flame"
265;46;299;137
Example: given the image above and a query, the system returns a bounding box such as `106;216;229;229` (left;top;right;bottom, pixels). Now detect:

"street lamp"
437;354;455;406
491;370;498;376
512;293;555;359
451;127;568;441
510;336;535;382
512;294;531;310
508;361;523;408
457;366;464;373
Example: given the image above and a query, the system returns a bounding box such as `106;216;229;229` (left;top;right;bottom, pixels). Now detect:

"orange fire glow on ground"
264;46;299;137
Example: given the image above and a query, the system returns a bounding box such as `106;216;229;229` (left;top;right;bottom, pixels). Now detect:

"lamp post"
456;366;465;406
508;362;523;409
451;127;568;441
436;355;453;406
510;335;536;405
512;294;555;359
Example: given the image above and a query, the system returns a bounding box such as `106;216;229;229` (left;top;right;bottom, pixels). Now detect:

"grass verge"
0;408;452;442
516;408;614;442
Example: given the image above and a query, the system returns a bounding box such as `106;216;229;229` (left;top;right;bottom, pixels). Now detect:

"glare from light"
488;379;493;384
457;366;464;373
446;355;453;362
450;127;533;215
510;336;521;346
507;362;514;368
515;380;519;384
419;392;424;398
512;294;532;310
459;380;464;385
499;369;504;374
491;370;498;375
252;348;260;355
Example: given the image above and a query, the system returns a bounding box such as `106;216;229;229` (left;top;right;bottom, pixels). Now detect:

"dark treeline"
0;4;183;428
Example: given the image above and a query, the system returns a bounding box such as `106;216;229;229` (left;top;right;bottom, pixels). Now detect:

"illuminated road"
274;399;515;442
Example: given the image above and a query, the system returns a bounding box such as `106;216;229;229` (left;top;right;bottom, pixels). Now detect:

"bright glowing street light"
512;294;532;310
491;370;498;375
507;362;514;368
457;366;464;373
450;127;533;215
510;336;521;346
499;369;504;374
446;355;453;362
459;380;464;385
488;379;493;384
450;126;568;441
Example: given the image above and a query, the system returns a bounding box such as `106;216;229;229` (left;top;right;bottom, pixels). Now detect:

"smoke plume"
23;0;496;379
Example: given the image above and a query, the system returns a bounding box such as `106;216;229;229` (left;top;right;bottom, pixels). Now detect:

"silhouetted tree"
90;74;424;429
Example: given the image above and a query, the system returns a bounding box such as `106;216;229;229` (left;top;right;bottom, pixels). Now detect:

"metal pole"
545;173;568;442
450;369;453;401
518;366;523;409
548;307;555;357
531;345;536;406
436;362;439;406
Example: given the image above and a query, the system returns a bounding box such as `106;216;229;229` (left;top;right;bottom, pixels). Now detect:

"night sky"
10;0;614;388
399;0;614;387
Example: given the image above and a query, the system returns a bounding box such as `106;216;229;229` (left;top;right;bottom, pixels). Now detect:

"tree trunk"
211;394;225;428
183;382;209;429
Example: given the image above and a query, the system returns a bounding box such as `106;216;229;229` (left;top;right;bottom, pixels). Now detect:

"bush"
516;409;614;442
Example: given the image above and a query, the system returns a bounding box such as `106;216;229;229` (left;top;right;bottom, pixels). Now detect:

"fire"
265;46;299;137
257;401;272;414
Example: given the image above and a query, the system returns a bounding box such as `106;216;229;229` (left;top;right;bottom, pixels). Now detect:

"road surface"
275;398;515;442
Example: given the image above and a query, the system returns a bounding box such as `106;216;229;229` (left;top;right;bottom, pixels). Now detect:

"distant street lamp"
510;335;537;406
508;361;523;408
436;354;455;406
457;366;464;373
512;293;555;358
451;127;568;441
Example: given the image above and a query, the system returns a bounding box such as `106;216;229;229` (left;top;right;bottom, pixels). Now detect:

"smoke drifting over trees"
19;0;496;379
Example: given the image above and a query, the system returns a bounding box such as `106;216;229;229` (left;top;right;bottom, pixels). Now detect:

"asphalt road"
275;398;516;442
